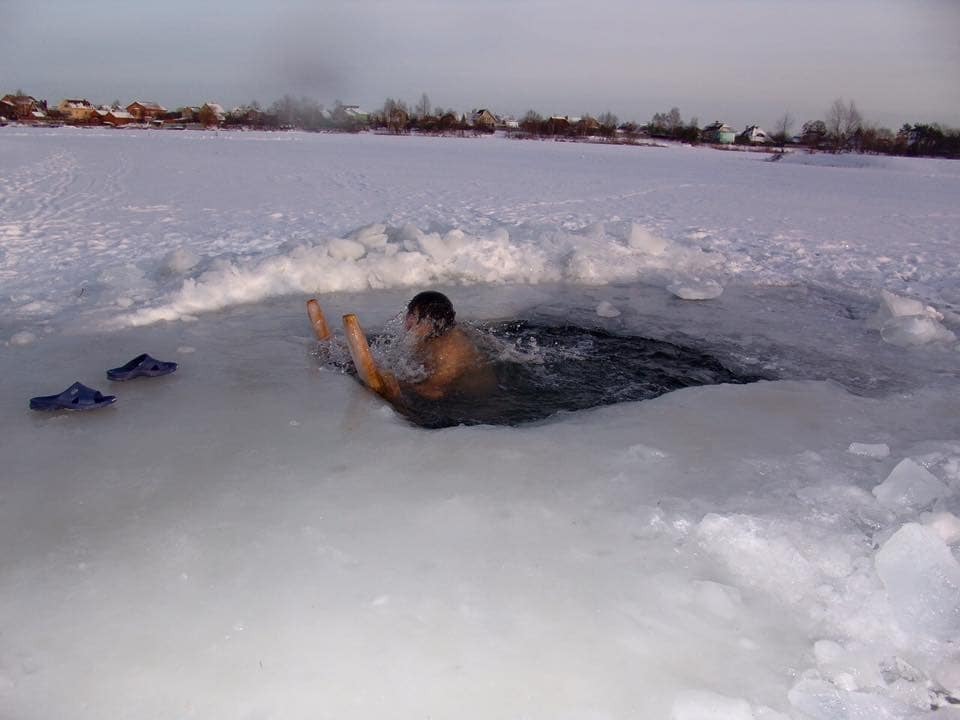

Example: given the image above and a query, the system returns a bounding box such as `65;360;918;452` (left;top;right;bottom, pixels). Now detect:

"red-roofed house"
126;101;166;122
1;94;47;121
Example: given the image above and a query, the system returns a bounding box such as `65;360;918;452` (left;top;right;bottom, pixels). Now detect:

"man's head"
406;291;456;337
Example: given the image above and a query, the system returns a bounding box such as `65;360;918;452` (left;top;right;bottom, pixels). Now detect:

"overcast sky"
3;0;958;130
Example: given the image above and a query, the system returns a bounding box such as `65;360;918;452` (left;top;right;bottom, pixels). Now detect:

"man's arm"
306;299;331;340
342;314;403;405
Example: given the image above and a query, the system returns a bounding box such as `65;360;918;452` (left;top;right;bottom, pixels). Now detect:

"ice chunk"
595;301;621;318
847;442;890;459
326;237;366;261
922;511;960;545
416;228;468;263
868;291;955;346
394;222;423;251
875;522;960;637
667;278;724;300
880;315;956;347
671;689;755;720
872;458;948;512
627;223;669;254
868;290;942;328
349;223;389;248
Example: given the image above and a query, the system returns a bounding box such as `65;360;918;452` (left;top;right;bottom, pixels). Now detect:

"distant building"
470;108;497;130
177;107;201;123
58;98;97;123
103;109;135;126
578;116;600;134
199;103;225;127
1;94;46;121
126;101;166;122
342;105;368;122
546;116;571;134
702;121;736;144
738;124;771;144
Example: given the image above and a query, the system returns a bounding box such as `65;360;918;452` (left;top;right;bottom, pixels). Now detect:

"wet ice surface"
1;129;959;720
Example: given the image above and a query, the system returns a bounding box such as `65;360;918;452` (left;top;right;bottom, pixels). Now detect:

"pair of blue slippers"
29;353;177;412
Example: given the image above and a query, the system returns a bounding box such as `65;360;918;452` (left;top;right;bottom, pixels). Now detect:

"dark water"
391;321;765;429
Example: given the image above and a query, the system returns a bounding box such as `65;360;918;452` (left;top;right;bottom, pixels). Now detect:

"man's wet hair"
407;291;456;337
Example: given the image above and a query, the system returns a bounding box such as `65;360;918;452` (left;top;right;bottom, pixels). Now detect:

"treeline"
8;87;958;158
634;100;960;158
174;93;960;157
227;93;477;134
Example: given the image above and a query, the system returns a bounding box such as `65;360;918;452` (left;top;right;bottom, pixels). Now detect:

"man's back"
409;327;496;400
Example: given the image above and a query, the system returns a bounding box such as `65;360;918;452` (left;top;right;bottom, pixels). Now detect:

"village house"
436;111;460;131
738;124;771;144
199;102;225;127
702;121;736;144
341;105;369;122
175;107;201;123
227;105;265;127
578;116;601;134
58;99;97;123
126;101;166;122
546;115;571;134
100;109;135;126
1;94;47;121
470;108;497;130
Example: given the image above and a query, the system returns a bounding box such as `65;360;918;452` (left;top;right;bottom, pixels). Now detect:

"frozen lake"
1;127;958;719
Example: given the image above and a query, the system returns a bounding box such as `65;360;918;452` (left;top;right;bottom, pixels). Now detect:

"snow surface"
1;127;959;719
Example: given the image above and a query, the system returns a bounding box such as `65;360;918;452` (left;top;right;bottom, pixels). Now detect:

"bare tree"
520;110;543;135
772;111;794;148
415;92;431;119
825;98;863;152
649;107;683;138
665;107;682;132
597;111;618;139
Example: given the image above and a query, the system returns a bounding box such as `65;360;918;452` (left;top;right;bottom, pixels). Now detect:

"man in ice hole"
308;291;495;402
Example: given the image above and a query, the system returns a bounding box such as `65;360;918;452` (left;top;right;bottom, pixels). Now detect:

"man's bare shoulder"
434;327;487;362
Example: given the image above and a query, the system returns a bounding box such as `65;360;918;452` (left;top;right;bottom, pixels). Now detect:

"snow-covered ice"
1;127;959;719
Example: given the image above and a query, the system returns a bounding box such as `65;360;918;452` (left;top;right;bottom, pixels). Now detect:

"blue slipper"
107;353;177;381
30;382;117;411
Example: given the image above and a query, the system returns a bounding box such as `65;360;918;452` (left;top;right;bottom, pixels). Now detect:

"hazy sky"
3;0;958;130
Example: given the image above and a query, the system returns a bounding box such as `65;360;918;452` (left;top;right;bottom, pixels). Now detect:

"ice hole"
356;321;765;428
